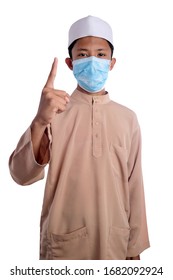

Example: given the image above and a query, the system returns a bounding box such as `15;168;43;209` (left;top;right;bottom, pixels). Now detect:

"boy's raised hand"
35;57;70;126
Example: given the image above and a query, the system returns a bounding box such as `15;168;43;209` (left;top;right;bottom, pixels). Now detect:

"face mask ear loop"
109;60;112;71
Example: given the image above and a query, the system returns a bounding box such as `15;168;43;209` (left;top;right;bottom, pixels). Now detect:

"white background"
0;0;173;279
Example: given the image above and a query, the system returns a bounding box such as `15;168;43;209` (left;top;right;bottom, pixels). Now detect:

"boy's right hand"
34;57;70;126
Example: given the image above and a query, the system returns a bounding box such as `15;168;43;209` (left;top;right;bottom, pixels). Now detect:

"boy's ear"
65;58;73;70
110;58;116;70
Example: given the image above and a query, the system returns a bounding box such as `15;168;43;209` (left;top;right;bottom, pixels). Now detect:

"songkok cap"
68;15;114;47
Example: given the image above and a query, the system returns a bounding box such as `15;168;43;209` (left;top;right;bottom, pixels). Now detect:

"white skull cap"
68;15;114;47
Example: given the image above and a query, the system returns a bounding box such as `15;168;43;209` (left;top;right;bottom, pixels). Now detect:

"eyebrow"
76;48;108;51
76;48;88;51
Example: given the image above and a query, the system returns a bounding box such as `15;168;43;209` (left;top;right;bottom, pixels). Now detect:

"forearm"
9;127;47;185
30;118;48;164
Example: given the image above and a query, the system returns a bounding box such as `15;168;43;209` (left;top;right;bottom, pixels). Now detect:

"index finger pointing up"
45;57;58;88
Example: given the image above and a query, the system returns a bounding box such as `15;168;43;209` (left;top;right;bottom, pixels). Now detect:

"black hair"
68;39;78;59
68;39;114;59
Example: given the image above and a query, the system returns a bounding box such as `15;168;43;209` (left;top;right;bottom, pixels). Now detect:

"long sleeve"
9;126;51;186
127;125;150;257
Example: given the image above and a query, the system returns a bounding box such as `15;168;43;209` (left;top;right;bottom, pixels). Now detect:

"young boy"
9;15;150;260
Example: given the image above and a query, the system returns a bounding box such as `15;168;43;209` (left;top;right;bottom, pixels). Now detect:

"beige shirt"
9;89;150;260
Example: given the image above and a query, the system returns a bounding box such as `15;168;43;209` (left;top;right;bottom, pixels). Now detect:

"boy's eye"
97;53;106;57
78;53;88;57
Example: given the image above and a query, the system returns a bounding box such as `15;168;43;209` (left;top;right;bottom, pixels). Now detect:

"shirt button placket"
92;97;102;158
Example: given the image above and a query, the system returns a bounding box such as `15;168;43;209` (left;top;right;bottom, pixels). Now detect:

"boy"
9;15;150;259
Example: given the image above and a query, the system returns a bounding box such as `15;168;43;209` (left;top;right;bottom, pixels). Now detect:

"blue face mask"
72;56;110;93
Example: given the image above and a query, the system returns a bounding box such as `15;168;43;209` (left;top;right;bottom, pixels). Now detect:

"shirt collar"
71;89;111;105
